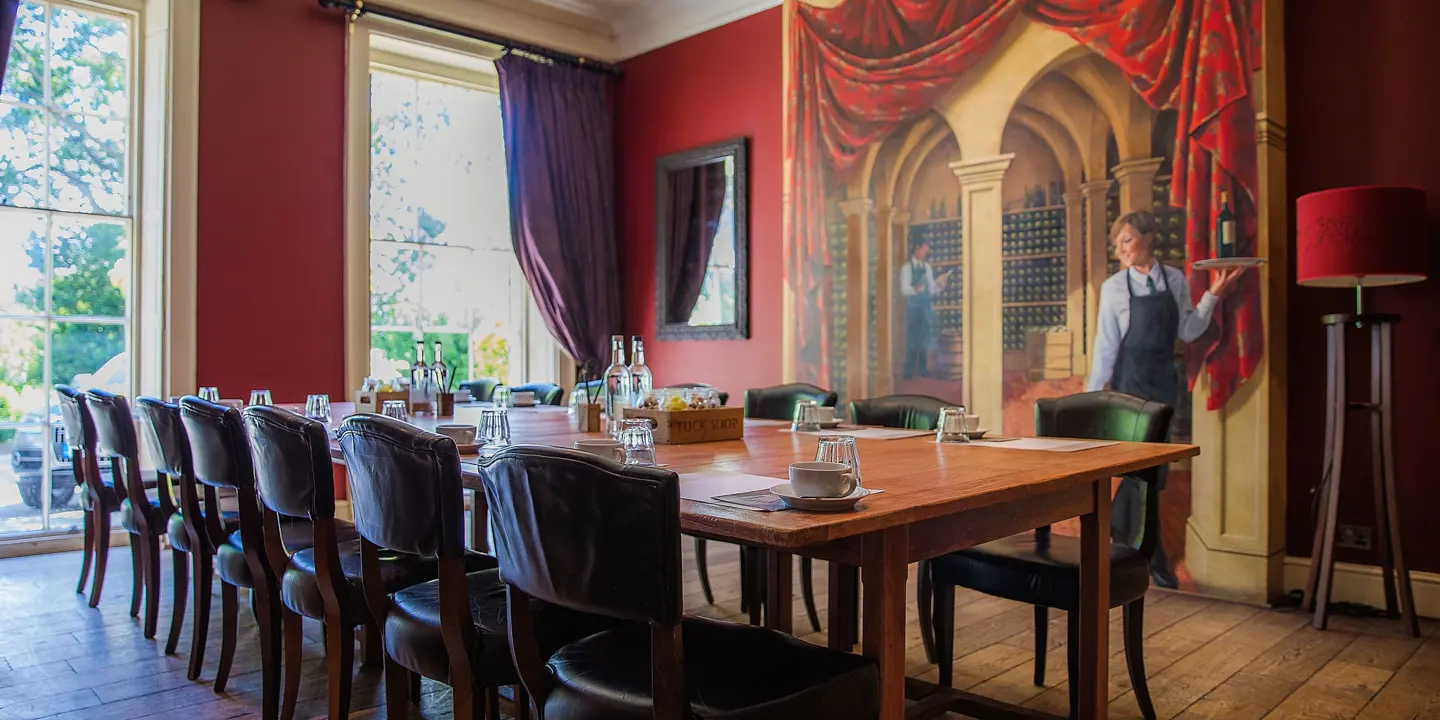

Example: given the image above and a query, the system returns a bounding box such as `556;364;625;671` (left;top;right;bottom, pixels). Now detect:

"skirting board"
0;531;131;560
1284;555;1440;620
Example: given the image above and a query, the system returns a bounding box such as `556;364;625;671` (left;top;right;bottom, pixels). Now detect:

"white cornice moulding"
382;0;621;61
613;0;780;59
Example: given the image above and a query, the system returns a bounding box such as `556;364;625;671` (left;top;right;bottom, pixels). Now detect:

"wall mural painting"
784;0;1265;589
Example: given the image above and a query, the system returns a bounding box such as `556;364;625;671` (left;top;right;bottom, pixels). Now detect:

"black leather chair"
663;383;729;407
847;393;953;431
461;378;500;402
136;397;242;672
181;396;310;716
56;386;117;609
923;391;1173;720
743;382;837;421
510;382;565;406
481;445;882;720
87;389;175;641
337;413;518;718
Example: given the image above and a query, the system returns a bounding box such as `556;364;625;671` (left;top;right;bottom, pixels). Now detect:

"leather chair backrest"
338;414;464;557
55;385;96;457
136;397;189;478
480;446;682;625
460;378;499;402
86;389;139;461
243;405;335;521
180;396;254;491
743;383;838;421
510;383;564;406
664;383;729;407
848;393;953;431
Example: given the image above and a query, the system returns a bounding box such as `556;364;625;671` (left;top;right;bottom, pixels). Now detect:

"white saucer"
964;429;988;440
510;400;536;408
770;484;873;512
1191;257;1266;270
818;419;843;429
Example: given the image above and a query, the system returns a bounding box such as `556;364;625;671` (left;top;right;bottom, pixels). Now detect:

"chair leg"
738;546;749;613
142;531;162;639
281;609;305;720
693;537;714;605
1033;605;1048;686
934;582;956;688
215;583;239;693
410;670;423;705
917;559;935;663
90;510;111;608
384;656;409;718
1066;611;1079;718
128;533;143;618
189;552;212;681
800;557;820;633
327;617;359;719
361;620;383;667
77;506;94;595
255;590;283;720
514;684;531;720
484;686;501;720
745;547;763;626
166;547;189;654
1124;601;1156;720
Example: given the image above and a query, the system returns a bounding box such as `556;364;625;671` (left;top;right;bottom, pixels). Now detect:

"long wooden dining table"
318;401;1198;720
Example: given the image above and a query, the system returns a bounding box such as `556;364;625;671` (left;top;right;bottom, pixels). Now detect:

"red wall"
196;0;348;403
616;8;784;396
1285;0;1440;573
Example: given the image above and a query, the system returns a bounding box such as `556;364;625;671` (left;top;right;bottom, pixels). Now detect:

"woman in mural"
899;239;951;379
1088;210;1245;587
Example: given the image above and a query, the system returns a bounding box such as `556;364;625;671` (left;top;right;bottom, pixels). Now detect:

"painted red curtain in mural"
787;0;1262;409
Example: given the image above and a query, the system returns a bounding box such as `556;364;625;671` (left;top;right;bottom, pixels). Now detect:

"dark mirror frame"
655;137;749;341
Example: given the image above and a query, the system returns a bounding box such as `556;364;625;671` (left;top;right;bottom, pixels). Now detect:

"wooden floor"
0;542;1436;719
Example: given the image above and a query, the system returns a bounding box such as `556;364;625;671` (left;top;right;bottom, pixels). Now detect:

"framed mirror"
655;137;748;341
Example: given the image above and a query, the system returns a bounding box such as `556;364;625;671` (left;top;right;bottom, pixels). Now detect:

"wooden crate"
622;406;744;444
1025;329;1072;380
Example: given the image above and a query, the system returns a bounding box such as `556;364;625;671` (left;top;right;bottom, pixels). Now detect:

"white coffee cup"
963;414;981;432
789;461;858;498
435;424;477;445
512;391;536;406
573;438;625;462
813;406;837;423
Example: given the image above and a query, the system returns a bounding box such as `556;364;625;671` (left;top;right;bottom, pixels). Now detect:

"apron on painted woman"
1110;262;1179;580
904;262;936;378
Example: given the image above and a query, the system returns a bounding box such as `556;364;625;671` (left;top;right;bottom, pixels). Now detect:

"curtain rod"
318;0;623;77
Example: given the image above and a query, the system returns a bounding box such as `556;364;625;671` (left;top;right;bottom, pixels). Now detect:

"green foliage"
0;395;13;443
472;333;509;384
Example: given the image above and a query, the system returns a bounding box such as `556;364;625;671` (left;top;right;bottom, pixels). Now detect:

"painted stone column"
950;154;1012;426
1112;157;1166;214
874;207;901;396
1080;179;1112;367
1062;190;1087;375
839;197;873;402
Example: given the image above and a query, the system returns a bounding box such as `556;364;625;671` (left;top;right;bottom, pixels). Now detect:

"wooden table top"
320;401;1197;551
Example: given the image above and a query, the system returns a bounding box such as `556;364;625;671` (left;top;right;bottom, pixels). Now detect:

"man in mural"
1088;210;1244;587
899;239;951;379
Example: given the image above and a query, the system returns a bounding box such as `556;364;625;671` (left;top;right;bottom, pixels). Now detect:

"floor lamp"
1296;186;1428;637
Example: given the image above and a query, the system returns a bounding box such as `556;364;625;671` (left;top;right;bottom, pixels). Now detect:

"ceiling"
518;0;780;59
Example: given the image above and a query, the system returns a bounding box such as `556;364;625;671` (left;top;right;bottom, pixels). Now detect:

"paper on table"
679;472;784;503
743;417;792;427
784;427;933;441
966;437;1119;452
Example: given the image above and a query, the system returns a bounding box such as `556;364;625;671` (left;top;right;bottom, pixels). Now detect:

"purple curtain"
1;0;19;93
665;162;727;324
496;55;620;375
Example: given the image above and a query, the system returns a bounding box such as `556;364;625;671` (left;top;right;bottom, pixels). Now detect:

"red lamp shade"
1296;186;1429;287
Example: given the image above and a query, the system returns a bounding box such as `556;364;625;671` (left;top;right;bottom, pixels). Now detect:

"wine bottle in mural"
1217;191;1236;258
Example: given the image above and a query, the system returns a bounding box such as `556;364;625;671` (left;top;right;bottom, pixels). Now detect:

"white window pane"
370;241;424;328
52;321;125;391
1;2;46;106
49;6;130;118
49;112;127;215
370;71;418;242
0;212;47;315
50;217;127;318
420;243;475;330
0;103;47;209
370;328;417;382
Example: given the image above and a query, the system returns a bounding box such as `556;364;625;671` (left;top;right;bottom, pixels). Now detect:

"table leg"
861;526;909;720
765;550;793;634
1078;479;1112;720
828;562;858;650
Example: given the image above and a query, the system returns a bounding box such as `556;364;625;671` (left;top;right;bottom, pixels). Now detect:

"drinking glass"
704;389;721;408
492;384;512;408
479;408;511;448
619;419;657;466
792;401;822;432
249;389;273;407
305;394;332;422
936;406;969;443
815;435;863;487
381;400;409;422
198;386;220;403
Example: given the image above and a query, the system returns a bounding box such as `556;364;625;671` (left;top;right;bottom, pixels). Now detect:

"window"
0;0;135;537
688;157;737;327
367;47;545;388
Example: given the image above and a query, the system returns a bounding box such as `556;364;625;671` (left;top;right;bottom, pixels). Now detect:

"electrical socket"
1337;524;1373;551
